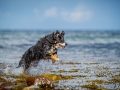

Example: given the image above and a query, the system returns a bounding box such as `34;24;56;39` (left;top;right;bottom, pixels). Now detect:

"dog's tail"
16;59;23;68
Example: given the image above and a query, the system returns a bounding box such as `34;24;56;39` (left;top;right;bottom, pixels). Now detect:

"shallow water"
0;30;120;89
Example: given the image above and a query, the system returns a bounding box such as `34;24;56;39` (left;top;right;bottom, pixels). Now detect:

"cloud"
44;7;58;18
34;5;92;23
33;7;58;20
61;5;92;22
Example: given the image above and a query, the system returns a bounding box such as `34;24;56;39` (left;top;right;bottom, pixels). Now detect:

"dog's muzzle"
59;42;67;48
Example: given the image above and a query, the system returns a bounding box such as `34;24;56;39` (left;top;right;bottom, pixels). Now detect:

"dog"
17;30;67;72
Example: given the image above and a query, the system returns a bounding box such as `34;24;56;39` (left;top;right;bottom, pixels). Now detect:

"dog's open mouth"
59;43;66;48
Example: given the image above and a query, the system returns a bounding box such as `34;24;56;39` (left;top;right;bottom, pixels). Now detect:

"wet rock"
0;86;7;90
0;82;15;90
26;76;55;89
0;77;7;82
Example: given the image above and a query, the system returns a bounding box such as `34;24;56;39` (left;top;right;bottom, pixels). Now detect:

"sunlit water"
0;30;120;89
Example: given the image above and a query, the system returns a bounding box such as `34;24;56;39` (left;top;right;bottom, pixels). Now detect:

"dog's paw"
50;54;58;61
56;58;60;60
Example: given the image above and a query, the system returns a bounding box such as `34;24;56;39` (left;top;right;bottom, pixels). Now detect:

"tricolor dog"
17;30;67;72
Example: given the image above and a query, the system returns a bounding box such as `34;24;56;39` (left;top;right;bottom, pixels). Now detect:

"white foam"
66;38;120;45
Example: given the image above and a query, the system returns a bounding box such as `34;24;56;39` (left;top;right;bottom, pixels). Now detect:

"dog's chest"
47;47;57;54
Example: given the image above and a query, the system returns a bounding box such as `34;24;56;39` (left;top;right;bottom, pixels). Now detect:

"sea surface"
0;30;120;89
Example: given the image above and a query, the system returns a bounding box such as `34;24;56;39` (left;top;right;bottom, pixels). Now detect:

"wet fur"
17;30;66;72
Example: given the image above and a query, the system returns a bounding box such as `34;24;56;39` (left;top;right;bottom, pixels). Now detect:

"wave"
0;31;120;47
65;31;120;45
66;38;120;45
0;30;120;62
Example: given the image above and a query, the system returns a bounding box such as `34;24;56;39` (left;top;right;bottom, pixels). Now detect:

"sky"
0;0;120;31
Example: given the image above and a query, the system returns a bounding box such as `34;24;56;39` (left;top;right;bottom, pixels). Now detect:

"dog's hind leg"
23;59;32;72
16;59;24;68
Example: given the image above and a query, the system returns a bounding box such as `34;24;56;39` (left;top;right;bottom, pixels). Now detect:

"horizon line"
0;29;120;31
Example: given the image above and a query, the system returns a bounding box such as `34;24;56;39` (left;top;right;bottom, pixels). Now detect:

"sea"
0;30;120;89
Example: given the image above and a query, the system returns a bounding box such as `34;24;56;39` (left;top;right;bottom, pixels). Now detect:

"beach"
0;30;120;89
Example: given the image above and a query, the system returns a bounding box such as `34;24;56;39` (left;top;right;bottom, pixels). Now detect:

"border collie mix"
17;30;67;72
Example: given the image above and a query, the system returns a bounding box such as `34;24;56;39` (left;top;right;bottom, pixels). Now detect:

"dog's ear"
55;30;60;35
61;31;65;36
52;32;56;39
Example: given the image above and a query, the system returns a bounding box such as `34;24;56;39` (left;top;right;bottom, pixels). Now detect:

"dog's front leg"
50;54;60;63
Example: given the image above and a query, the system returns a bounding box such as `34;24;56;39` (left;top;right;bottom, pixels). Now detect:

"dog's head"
45;30;67;48
52;30;67;48
45;30;67;63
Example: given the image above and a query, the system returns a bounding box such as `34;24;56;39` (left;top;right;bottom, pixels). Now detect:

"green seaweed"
41;74;73;81
86;79;108;84
82;82;107;90
60;61;81;65
0;61;120;89
109;74;120;83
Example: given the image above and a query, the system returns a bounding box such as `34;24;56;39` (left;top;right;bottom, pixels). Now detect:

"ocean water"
0;30;120;62
0;30;120;89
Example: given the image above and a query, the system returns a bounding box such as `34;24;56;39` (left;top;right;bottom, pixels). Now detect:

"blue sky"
0;0;120;30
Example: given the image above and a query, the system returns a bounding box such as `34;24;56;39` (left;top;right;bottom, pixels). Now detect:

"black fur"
17;30;67;72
